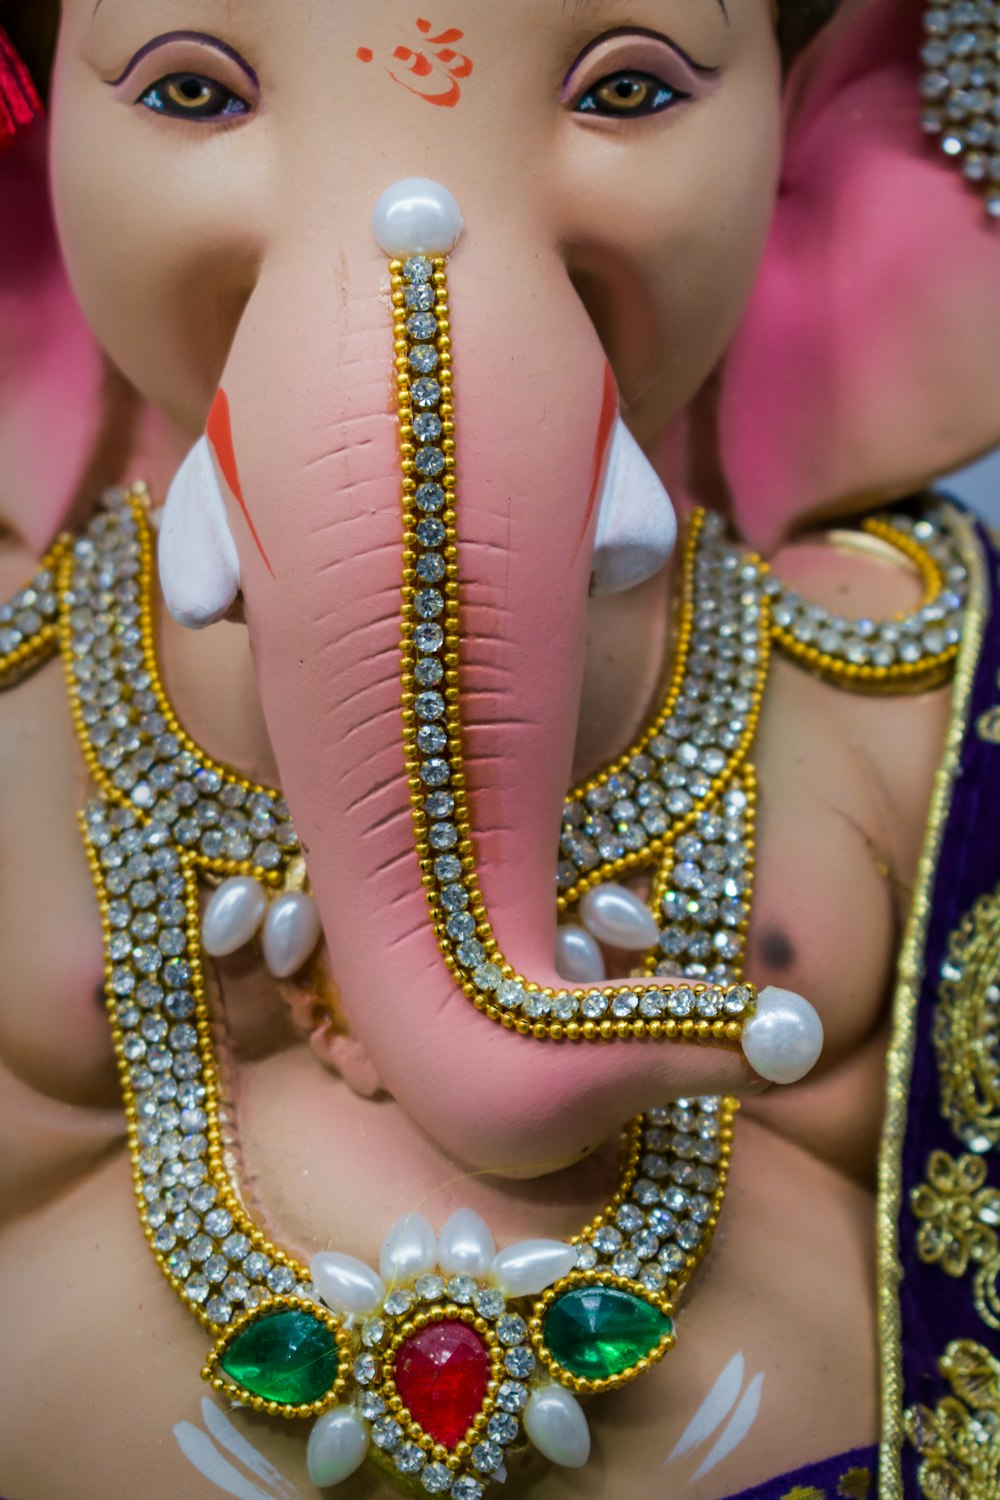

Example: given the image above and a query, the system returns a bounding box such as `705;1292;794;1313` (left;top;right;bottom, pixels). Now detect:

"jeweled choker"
0;256;969;1495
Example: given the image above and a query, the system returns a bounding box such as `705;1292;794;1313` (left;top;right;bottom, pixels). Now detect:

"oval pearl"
493;1240;577;1298
311;1252;386;1318
202;876;269;958
438;1208;496;1277
579;883;659;952
524;1385;591;1468
741;985;824;1085
379;1212;438;1284
306;1405;370;1488
372;178;464;257
555;925;607;984
262;891;322;979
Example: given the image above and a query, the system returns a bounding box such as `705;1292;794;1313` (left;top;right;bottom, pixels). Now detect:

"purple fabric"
895;500;1000;1492
722;1445;877;1499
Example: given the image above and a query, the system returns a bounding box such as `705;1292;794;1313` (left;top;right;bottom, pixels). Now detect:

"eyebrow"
104;30;260;88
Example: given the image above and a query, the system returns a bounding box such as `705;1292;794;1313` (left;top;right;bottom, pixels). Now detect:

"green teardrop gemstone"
543;1285;673;1381
219;1308;339;1405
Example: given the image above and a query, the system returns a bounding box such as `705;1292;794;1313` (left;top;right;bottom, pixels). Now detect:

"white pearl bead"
438;1208;496;1277
379;1212;438;1283
492;1240;577;1298
741;985;824;1085
202;876;269;957
524;1384;591;1468
579;882;659;951
306;1406;370;1487
555;925;607;983
310;1252;386;1318
261;891;322;979
372;178;464;257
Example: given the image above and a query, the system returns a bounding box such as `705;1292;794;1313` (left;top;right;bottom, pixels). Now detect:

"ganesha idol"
3;0;1000;1496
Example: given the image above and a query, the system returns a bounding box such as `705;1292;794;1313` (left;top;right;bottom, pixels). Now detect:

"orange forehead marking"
356;18;473;107
206;389;274;577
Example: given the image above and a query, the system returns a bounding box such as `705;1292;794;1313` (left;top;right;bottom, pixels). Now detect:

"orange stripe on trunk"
206;388;275;576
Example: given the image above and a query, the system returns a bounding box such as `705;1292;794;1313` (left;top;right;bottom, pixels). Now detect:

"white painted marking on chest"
664;1351;745;1464
690;1372;765;1481
173;1399;302;1500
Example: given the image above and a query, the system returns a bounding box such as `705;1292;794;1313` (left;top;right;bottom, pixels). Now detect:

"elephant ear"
0;117;113;553
716;0;1000;550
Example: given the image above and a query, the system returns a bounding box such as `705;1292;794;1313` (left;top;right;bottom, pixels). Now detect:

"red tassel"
0;24;43;153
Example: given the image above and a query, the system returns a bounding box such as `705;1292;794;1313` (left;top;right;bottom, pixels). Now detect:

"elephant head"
4;0;1000;1172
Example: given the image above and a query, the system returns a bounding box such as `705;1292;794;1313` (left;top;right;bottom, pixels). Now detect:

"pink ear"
717;0;1000;549
0;119;107;552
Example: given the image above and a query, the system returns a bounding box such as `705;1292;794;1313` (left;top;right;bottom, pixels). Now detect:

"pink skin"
716;0;1000;549
0;123;107;551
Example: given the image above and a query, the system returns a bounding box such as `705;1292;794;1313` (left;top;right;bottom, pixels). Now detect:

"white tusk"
372;178;464;257
591;416;677;597
158;437;240;629
741;986;824;1085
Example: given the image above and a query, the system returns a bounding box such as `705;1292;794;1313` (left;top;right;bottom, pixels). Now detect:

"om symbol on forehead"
356;17;474;108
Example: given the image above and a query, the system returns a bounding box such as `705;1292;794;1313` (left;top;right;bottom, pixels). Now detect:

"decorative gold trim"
876;509;989;1499
202;1295;351;1416
0;536;69;687
527;1269;676;1394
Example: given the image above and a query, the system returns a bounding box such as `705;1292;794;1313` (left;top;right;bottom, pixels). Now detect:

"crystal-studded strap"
764;506;968;691
0;538;67;687
557;514;770;913
391;255;755;1045
60;492;300;884
81;797;310;1334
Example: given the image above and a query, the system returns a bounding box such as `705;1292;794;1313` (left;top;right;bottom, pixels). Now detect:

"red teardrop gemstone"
394;1321;491;1449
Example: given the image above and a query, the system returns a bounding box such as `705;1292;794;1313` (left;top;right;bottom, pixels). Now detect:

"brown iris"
596;74;654;111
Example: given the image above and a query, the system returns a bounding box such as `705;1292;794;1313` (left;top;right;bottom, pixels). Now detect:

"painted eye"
139;73;249;120
575;71;683;117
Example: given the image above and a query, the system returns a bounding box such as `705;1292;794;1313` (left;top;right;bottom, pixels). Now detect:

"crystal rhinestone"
497;1380;528;1413
417;724;448;755
413;411;443;443
354;1353;378;1384
219;1307;339;1406
416;552;447;584
416;517;446;548
435;854;462;881
396;1442;427;1475
394;1321;491;1449
372;1416;404;1452
412;377;442;409
487;1412;518;1445
359;1391;386;1420
415;482;445;513
415;589;444;619
403;255;433;282
415;691;446;721
473;1287;505;1319
452;1480;484;1500
206;1296;232;1324
421;1462;454;1494
543;1285;673;1381
415;1273;446;1301
415;446;446;478
408;312;438;340
429;822;458;850
504;1346;535;1378
496;1314;527;1346
383;1288;415;1316
362;1318;388;1348
267;1265;295;1294
471;1441;502;1473
447;1275;477;1304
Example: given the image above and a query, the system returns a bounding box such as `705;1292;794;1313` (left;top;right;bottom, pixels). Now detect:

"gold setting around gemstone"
202;1295;352;1417
528;1270;677;1395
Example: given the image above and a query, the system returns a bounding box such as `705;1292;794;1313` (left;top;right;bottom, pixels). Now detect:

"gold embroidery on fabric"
975;704;1000;743
935;888;1000;1150
779;1488;824;1500
905;1339;1000;1499
877;509;989;1500
911;1150;1000;1331
838;1469;874;1500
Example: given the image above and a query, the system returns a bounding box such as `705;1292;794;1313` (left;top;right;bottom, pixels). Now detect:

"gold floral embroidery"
912;1150;1000;1278
934;888;1000;1153
905;1339;1000;1499
837;1469;874;1500
779;1488;824;1500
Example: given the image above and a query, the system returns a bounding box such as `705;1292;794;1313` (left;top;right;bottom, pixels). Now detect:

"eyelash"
574;69;688;118
138;73;250;121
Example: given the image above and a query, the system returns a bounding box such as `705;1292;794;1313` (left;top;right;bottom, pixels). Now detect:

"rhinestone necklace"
0;257;967;1495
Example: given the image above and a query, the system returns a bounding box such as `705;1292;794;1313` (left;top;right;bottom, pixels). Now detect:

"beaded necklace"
0;257;968;1496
